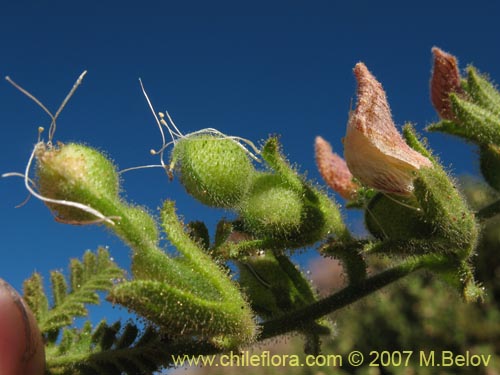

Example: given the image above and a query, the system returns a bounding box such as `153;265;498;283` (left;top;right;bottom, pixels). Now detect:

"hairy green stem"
258;254;449;340
320;240;369;284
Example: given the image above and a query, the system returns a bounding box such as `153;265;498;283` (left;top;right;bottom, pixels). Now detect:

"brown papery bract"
344;63;432;195
315;136;359;199
431;47;464;120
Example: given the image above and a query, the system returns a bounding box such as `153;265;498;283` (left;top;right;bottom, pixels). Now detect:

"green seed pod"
365;193;433;240
479;144;500;192
171;135;256;208
239;173;341;247
36;143;119;223
239;173;303;240
36;142;159;252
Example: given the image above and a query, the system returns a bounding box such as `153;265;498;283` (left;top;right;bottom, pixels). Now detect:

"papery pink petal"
344;63;433;195
431;47;464;120
315;136;359;199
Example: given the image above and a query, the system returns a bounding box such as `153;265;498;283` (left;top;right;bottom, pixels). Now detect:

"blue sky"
1;1;500;326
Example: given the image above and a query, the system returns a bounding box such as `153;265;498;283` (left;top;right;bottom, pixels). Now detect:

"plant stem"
258;254;448;340
476;198;500;221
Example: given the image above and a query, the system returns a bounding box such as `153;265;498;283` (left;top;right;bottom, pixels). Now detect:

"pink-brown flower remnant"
430;47;464;120
315;136;359;199
344;63;433;196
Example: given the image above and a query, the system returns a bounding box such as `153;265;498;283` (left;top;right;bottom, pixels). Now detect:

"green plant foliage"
45;321;168;375
237;250;332;356
402;126;478;253
320;239;368;284
108;201;258;348
364;193;433;240
238;251;315;319
466;67;500;116
237;137;349;248
23;247;124;335
7;48;500;374
428;63;500;196
186;220;210;250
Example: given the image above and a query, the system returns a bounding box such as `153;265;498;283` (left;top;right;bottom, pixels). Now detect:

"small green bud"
36;143;119;223
239;173;303;240
171;135;256;208
365;193;433;240
239;173;345;247
479;144;500;192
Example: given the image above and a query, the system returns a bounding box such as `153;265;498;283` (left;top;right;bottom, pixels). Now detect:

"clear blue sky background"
1;1;500;328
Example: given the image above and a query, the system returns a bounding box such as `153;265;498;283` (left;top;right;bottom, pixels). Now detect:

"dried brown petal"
344;63;432;195
315;136;359;199
431;47;464;120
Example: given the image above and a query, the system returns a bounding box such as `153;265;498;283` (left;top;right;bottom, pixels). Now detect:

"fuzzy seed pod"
344;63;433;195
171;135;256;208
239;173;303;239
239;173;341;247
36;143;119;223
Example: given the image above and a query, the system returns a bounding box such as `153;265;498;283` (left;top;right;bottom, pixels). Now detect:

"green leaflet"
400;127;482;300
108;201;257;348
466;67;500;116
46;321;168;374
23;248;124;335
